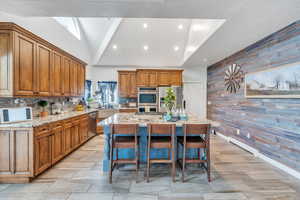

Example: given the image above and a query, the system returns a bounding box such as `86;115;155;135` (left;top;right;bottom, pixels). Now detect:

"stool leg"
146;137;151;183
182;143;186;182
135;143;139;183
109;136;114;184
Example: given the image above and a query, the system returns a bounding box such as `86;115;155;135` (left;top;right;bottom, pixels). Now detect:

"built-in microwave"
138;87;158;106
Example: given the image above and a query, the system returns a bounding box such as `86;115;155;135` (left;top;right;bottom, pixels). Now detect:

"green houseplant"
164;88;176;120
38;100;48;117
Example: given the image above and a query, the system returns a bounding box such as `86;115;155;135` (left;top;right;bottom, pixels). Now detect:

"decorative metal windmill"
224;63;244;93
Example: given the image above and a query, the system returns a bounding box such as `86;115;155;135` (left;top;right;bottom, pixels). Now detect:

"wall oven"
138;87;158;112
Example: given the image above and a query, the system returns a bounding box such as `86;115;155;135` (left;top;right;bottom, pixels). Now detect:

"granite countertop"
0;109;98;128
99;113;211;127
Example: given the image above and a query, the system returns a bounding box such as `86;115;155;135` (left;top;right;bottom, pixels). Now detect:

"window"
85;80;92;100
53;17;81;40
97;81;118;108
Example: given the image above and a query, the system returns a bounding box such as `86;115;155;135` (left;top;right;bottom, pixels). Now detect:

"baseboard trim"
216;132;300;180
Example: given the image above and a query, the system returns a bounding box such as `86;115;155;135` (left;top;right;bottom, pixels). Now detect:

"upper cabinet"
118;71;137;98
36;43;52;96
14;33;36;96
136;70;158;87
136;69;183;87
0;22;86;97
52;51;63;96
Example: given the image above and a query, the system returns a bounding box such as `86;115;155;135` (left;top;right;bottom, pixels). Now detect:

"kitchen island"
99;113;211;172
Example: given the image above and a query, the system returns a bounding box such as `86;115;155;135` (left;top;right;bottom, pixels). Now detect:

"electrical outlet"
247;133;251;139
236;129;240;135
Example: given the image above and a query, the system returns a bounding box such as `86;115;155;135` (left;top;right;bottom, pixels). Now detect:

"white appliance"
0;107;33;124
158;86;183;112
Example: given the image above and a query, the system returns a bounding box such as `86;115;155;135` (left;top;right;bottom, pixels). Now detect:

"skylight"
53;17;81;40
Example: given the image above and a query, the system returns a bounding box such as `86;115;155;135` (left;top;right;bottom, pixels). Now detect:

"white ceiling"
2;0;300;68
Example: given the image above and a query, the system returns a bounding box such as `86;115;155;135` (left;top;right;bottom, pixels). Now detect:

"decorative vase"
40;111;48;117
164;112;172;121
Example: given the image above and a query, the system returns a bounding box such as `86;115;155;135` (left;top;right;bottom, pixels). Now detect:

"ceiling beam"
92;18;122;65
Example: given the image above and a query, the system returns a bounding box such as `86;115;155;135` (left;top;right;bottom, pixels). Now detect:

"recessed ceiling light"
192;24;208;31
187;46;196;52
143;45;149;51
143;23;148;29
112;44;118;50
174;46;179;51
178;24;183;30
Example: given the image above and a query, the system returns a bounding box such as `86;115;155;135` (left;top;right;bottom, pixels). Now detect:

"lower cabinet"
34;114;95;177
34;126;52;176
71;119;80;149
64;120;72;154
51;122;64;165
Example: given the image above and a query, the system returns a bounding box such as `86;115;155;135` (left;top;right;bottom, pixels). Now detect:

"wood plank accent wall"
207;21;300;172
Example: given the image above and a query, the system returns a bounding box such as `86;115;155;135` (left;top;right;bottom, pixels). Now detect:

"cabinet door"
129;72;137;97
170;71;182;86
52;51;63;96
77;63;85;96
51;124;64;164
158;71;170;86
34;129;52;176
64;121;72;154
63;57;71;96
148;71;157;87
14;33;36;96
118;72;130;97
36;44;52;96
0;31;13;97
71;120;80;149
136;71;148;87
70;61;77;96
80;117;89;143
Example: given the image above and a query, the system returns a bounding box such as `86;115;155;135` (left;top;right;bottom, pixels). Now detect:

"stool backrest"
183;124;210;135
147;124;175;135
111;124;138;135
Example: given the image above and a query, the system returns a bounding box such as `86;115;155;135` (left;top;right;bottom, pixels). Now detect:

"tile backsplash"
0;97;81;117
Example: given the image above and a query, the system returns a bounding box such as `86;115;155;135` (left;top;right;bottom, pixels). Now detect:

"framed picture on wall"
245;61;300;98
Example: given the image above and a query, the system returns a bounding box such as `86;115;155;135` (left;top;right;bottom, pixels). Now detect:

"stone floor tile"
203;192;248;200
113;193;158;200
46;180;91;193
67;193;113;200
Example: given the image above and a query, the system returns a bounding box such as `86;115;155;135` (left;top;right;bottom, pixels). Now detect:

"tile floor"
0;135;299;200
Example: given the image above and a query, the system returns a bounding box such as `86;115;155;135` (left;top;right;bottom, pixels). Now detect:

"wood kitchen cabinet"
51;122;64;165
36;43;52;96
52;51;63;96
157;71;170;86
71;118;80;149
0;112;97;183
136;70;158;87
63;57;71;96
0;31;13;96
63;120;72;154
118;71;137;98
14;33;36;96
0;22;86;97
136;69;182;87
34;126;52;176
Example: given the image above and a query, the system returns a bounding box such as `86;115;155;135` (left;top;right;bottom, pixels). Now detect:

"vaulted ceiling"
2;0;300;68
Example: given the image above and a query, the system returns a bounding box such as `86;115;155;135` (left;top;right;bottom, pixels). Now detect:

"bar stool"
146;124;176;182
109;124;139;184
177;124;211;182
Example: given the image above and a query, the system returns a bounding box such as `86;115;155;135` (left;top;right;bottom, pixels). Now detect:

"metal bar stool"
177;124;211;182
146;124;176;183
109;124;139;183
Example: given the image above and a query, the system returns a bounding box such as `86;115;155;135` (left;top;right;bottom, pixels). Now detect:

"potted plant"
38;100;48;117
164;88;176;121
